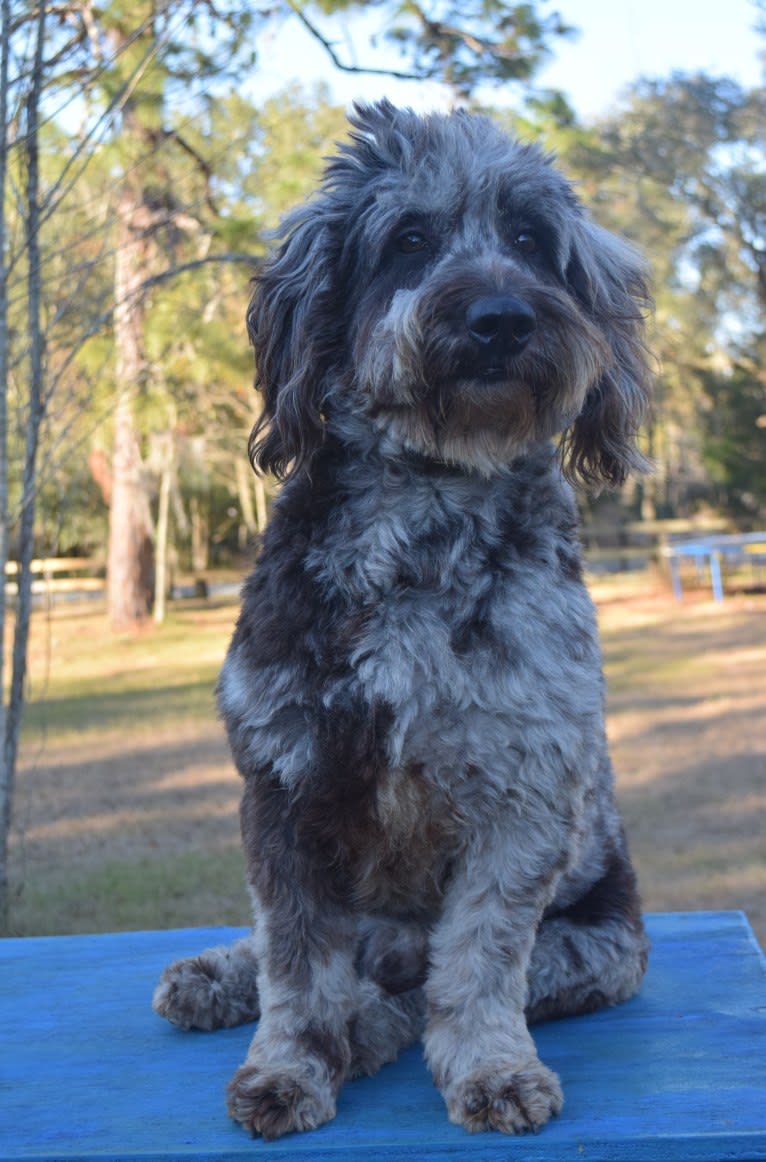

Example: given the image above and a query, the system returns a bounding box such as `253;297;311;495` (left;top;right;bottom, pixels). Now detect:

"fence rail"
4;557;104;596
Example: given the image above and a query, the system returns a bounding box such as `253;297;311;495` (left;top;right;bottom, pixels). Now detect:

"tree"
0;0;259;919
0;0;14;930
559;74;766;522
76;0;574;627
79;2;255;624
1;0;48;927
700;358;766;521
291;0;574;96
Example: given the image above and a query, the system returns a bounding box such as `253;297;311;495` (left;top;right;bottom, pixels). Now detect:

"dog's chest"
309;464;604;789
297;466;604;913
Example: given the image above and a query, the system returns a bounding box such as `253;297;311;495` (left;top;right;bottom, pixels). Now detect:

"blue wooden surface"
1;912;765;1161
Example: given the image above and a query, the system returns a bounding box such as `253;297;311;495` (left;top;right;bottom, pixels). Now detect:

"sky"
253;0;764;119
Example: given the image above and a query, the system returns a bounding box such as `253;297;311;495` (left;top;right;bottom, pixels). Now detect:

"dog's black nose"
466;296;536;355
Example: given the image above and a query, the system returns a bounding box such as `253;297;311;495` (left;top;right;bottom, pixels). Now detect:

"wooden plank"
4;558;98;576
1;912;765;1161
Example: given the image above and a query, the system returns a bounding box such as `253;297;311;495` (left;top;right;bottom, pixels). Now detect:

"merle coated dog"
154;100;652;1140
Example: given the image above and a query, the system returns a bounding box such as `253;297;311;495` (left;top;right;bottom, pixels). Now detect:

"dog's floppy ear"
247;206;339;480
562;220;653;488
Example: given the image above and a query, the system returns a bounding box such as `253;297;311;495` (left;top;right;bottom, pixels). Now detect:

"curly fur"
153;101;652;1140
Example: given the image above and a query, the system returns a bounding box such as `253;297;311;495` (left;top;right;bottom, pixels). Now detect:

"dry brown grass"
6;573;766;946
592;572;766;946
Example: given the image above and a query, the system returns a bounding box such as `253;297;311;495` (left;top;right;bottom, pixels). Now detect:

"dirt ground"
592;575;766;947
7;572;766;947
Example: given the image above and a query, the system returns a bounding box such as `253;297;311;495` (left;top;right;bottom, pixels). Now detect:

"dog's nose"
466;296;536;354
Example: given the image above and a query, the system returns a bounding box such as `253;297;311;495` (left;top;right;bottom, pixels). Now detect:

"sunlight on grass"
12;848;250;936
16;603;236;741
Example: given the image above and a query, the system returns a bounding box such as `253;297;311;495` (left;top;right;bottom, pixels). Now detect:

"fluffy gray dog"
153;100;652;1140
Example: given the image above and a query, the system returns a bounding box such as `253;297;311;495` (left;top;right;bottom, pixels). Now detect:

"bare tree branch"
284;0;429;81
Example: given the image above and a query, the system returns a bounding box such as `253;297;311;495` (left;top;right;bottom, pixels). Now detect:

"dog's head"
248;100;652;483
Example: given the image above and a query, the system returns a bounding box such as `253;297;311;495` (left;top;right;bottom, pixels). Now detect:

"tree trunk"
0;0;13;930
254;474;268;532
0;0;46;929
106;184;154;627
190;497;208;573
153;433;174;625
236;456;257;549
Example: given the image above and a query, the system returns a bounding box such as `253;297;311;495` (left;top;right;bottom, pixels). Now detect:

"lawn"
5;573;766;946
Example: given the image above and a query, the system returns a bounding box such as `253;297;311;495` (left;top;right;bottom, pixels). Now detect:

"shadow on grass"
16;733;238;833
23;676;220;737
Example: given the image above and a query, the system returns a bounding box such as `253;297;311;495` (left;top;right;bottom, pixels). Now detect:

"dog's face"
249;101;652;483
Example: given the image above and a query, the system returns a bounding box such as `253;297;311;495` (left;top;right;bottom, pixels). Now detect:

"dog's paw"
227;1063;336;1139
445;1059;563;1135
152;947;259;1031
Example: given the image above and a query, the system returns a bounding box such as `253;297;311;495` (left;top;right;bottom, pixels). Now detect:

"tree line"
0;0;765;923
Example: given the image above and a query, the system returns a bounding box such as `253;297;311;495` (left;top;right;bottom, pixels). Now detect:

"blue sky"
535;0;763;117
254;0;764;117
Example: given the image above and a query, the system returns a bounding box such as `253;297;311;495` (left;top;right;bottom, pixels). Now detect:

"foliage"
547;74;766;523
700;359;766;520
3;0;571;572
383;0;574;95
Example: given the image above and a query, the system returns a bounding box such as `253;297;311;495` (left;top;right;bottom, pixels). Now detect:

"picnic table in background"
662;532;766;602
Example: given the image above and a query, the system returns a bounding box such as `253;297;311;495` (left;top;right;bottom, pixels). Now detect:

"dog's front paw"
445;1059;563;1135
153;944;260;1031
227;1063;336;1139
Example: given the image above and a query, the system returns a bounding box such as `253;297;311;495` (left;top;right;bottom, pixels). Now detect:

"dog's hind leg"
525;844;649;1025
348;981;426;1078
152;934;260;1031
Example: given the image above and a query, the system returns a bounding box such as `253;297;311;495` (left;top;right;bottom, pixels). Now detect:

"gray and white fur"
153;101;652;1140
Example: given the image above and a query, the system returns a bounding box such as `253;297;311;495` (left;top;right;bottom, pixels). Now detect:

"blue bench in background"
2;911;765;1161
662;532;766;602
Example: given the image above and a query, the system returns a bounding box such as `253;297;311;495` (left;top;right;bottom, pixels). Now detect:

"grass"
7;599;249;934
16;849;249;935
5;573;766;946
20;601;235;740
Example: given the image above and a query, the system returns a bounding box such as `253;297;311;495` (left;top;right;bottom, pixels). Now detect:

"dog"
153;100;652;1140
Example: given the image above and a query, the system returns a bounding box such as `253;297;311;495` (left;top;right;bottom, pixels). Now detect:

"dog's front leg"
227;776;357;1139
424;822;566;1135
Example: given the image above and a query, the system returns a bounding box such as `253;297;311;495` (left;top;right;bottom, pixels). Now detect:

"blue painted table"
2;912;765;1161
662;532;766;602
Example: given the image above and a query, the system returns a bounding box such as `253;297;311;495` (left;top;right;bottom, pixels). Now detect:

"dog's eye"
397;229;429;255
514;230;538;255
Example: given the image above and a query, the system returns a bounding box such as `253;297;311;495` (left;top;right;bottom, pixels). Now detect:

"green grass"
11;847;250;936
18;602;234;741
24;674;221;737
7;599;245;936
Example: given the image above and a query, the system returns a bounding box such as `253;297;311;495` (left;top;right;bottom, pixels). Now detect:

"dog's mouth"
476;364;510;383
452;357;523;387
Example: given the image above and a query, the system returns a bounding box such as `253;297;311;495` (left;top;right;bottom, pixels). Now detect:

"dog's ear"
562;220;653;488
247;208;339;480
